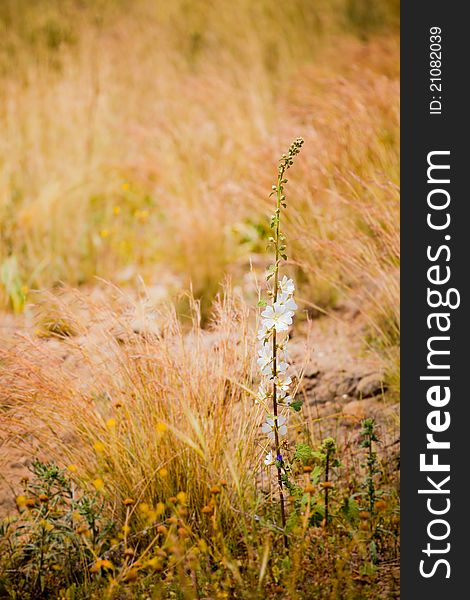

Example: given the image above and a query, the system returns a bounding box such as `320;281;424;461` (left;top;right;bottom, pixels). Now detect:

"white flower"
277;339;290;359
257;382;269;404
276;360;289;374
257;321;272;341
264;451;274;466
277;293;297;313
261;415;288;440
261;304;293;332
275;375;292;393
257;345;273;375
278;276;295;296
279;394;293;406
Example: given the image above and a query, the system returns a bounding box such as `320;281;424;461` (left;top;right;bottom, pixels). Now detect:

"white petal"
278;425;288;437
261;306;274;318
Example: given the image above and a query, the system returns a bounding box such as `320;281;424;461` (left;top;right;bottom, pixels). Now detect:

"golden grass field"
0;1;399;598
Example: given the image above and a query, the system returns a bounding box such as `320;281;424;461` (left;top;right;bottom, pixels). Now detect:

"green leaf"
293;443;314;464
310;465;322;485
290;399;303;412
369;540;379;564
257;299;267;308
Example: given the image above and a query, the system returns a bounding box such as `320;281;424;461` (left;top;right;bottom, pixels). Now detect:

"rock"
342;400;367;420
356;373;386;398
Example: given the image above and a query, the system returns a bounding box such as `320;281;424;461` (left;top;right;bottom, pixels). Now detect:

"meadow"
0;1;400;598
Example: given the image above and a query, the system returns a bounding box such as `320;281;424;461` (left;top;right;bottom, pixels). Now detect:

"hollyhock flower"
262;415;288;440
278;276;295;296
276;293;297;313
257;345;273;375
257;321;272;341
264;451;274;466
261;304;293;332
257;382;269;404
275;375;292;394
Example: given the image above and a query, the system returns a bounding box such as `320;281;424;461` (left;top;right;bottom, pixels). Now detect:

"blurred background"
0;0;399;380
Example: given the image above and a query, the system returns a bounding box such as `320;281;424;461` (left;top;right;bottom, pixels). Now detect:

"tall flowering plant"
257;138;304;546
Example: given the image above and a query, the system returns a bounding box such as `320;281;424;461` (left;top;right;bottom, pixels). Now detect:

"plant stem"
273;166;288;548
324;450;330;527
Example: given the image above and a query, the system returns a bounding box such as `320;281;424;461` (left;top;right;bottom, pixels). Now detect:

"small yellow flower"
93;441;105;453
122;524;131;535
122;183;130;191
106;418;116;430
145;557;161;569
158;468;168;478
123;498;135;506
156;502;166;516
93;478;104;492
139;502;150;514
67;464;78;473
146;509;157;522
156;422;167;433
39;519;54;531
176;491;187;504
76;524;88;535
101;559;114;570
100;229;110;239
113;205;121;215
16;495;27;508
90;561;102;573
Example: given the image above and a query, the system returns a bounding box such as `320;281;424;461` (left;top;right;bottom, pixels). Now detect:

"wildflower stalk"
272;156;289;547
320;438;337;527
258;137;303;549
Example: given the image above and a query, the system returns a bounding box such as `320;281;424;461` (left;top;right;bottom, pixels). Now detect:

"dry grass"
0;2;399;346
0;2;400;596
0;288;399;598
1;289;260;522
